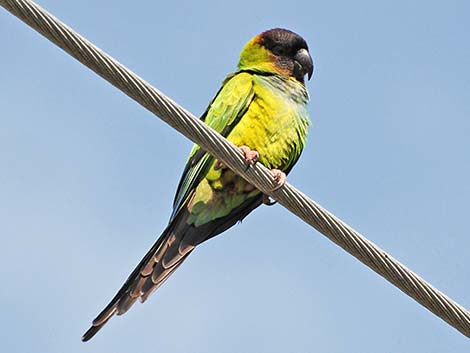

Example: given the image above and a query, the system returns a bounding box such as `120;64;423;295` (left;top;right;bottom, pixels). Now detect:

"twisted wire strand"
2;0;469;338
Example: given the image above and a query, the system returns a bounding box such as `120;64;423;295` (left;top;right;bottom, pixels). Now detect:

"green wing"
171;71;255;220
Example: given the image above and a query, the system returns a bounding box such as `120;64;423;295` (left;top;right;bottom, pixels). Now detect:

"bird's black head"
239;28;313;83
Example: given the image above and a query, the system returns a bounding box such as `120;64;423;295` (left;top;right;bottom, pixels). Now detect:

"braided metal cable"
2;0;469;338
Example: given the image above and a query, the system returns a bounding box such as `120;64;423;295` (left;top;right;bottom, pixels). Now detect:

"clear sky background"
1;0;469;352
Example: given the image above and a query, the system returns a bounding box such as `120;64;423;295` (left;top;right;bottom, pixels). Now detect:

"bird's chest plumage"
227;75;309;170
187;74;310;226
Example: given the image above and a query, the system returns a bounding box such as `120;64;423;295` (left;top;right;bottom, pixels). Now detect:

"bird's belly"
187;167;259;226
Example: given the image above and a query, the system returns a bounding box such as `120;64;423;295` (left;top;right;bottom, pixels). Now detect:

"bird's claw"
262;169;286;204
239;145;259;166
214;146;259;171
271;169;287;191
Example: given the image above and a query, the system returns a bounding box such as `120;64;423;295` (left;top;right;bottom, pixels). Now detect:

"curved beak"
294;48;314;81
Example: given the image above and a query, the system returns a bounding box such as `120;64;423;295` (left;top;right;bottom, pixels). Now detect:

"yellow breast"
227;75;308;170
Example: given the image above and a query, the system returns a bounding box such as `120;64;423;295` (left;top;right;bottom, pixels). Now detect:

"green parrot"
82;28;313;341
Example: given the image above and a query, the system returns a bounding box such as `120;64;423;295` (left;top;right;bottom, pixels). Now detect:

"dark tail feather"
82;194;263;342
81;219;194;342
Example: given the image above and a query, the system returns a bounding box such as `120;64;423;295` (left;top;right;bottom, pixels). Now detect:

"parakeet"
82;28;313;341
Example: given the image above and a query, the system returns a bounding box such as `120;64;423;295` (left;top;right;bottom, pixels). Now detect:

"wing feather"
171;72;255;219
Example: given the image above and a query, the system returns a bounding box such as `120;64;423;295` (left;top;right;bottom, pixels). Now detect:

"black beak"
294;48;314;81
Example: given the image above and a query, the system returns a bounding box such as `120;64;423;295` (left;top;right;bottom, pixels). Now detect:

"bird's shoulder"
201;71;255;130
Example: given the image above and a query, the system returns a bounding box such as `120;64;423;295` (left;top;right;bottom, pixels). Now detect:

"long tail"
82;194;263;342
81;217;195;342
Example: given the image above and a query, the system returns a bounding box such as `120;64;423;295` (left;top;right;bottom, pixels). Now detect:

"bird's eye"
270;44;285;56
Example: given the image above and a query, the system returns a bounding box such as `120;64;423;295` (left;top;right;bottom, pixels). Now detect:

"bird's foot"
262;169;286;204
270;169;287;191
239;145;259;166
214;146;259;171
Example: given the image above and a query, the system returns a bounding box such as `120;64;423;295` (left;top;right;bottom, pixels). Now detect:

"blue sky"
1;0;470;352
